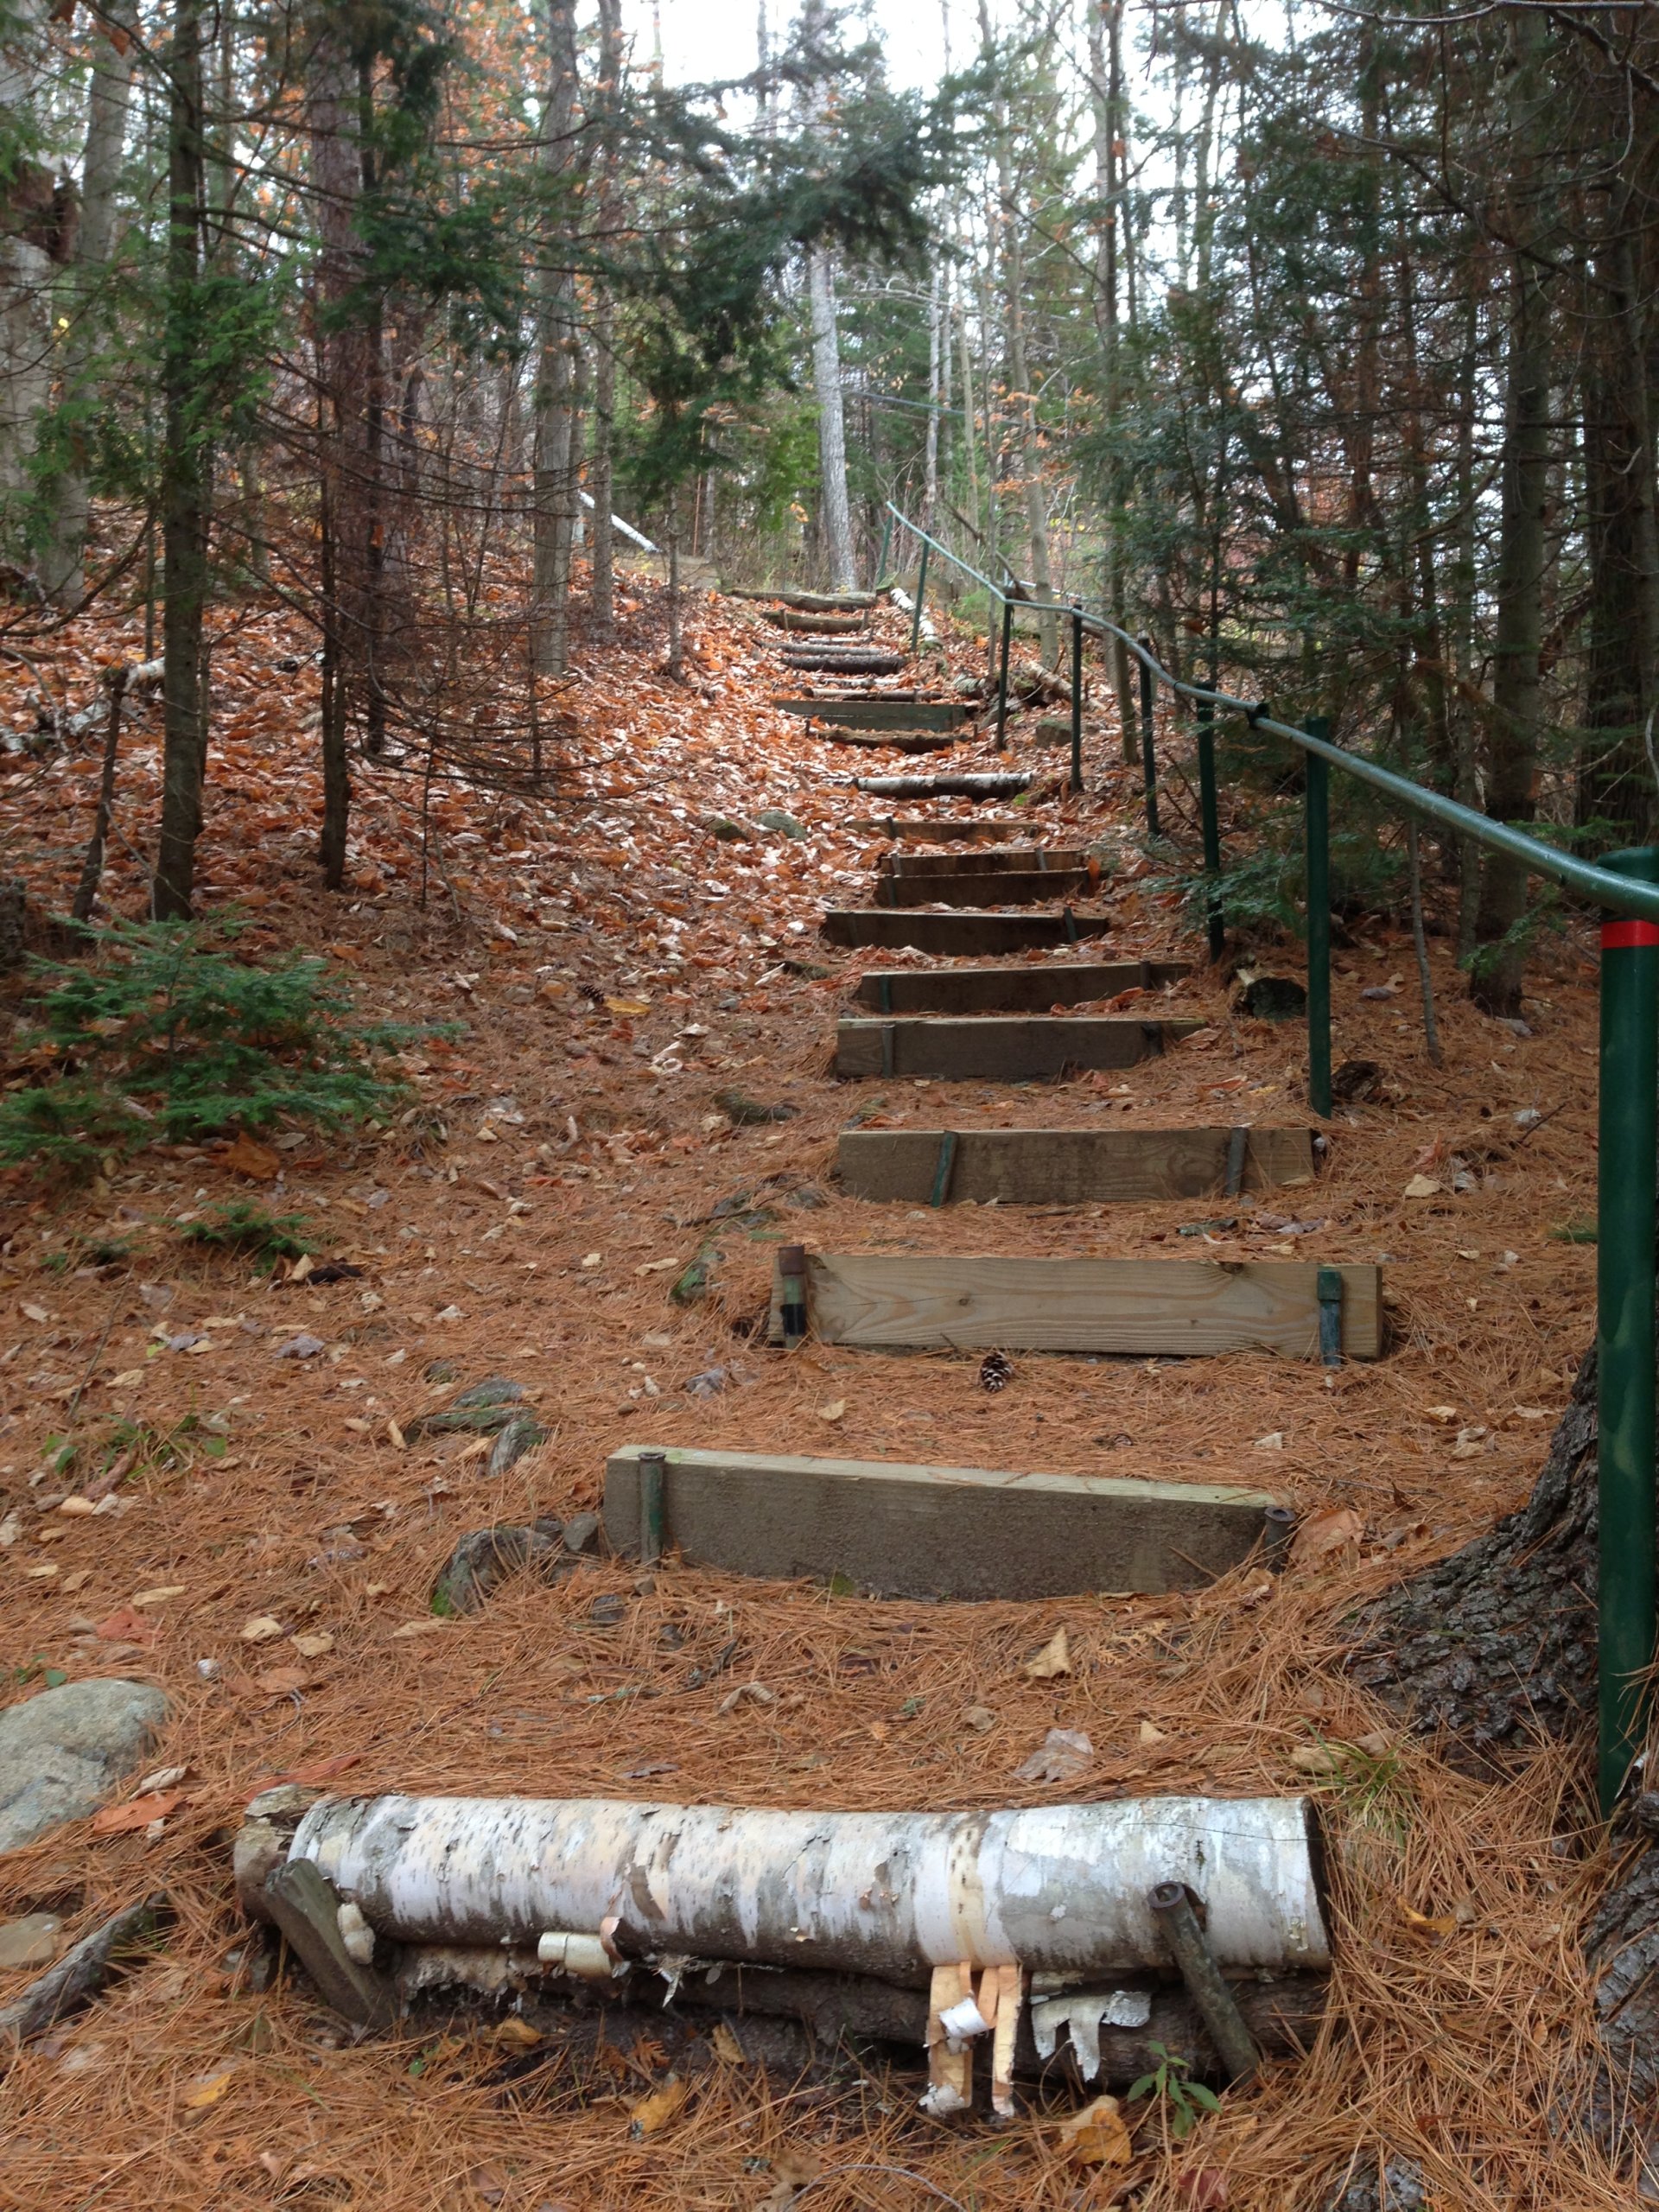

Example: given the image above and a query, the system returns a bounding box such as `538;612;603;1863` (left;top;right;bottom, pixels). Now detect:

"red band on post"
1603;920;1659;950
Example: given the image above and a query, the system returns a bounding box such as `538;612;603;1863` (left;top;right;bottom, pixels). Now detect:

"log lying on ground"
781;649;907;675
728;588;876;613
822;728;957;754
238;1792;1331;1981
411;1955;1328;2091
762;609;867;633
852;960;1190;1014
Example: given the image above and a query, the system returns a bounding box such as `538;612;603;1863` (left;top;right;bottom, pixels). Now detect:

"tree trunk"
154;0;209;922
530;0;583;676
808;246;855;592
588;0;621;641
39;0;136;608
1087;0;1138;762
1579;188;1659;846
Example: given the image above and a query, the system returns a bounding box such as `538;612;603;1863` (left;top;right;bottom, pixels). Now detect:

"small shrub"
0;918;429;1177
1126;2043;1222;2140
176;1199;315;1273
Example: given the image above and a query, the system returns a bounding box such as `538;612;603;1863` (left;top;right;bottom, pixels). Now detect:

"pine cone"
979;1351;1013;1392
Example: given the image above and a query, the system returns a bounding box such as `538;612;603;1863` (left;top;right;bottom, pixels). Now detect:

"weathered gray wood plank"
881;847;1084;874
852;962;1190;1014
835;1125;1317;1204
850;816;1032;841
822;728;957;753
604;1444;1285;1599
775;699;976;731
834;1015;1200;1078
766;1251;1382;1360
874;868;1090;906
822;908;1108;953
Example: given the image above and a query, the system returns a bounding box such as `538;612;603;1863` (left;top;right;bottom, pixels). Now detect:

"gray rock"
0;1679;169;1856
432;1518;566;1616
754;809;807;840
1236;974;1307;1021
453;1377;524;1410
0;1910;63;1967
563;1510;601;1555
1325;2155;1427;2212
486;1414;548;1478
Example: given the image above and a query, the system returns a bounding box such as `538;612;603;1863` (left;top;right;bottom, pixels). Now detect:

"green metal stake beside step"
1198;695;1224;959
1305;717;1332;1120
1596;847;1659;1815
910;540;930;658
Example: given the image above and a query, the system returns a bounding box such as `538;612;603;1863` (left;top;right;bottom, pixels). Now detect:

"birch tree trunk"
808;245;855;591
924;260;942;528
38;1;136;608
0;0;52;558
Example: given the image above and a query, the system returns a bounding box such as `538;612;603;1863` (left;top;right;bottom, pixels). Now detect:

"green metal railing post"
1198;695;1224;960
910;541;930;658
1305;716;1332;1119
1596;847;1659;1815
1070;610;1084;796
874;510;892;590
1136;638;1160;838
995;598;1013;751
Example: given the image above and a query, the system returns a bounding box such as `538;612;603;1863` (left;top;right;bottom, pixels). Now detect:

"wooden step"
604;1444;1286;1601
853;961;1190;1014
881;847;1084;874
775;698;975;730
852;772;1028;798
728;588;878;612
823;907;1106;954
836;1125;1317;1205
762;608;868;635
782;649;907;674
835;1014;1201;1078
823;728;957;754
767;1250;1383;1361
851;816;1032;841
874;868;1090;906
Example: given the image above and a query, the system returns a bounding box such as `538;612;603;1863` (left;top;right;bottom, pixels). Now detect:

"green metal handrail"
881;497;1659;1821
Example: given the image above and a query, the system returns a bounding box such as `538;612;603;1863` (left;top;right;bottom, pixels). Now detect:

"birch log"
243;1794;1330;1982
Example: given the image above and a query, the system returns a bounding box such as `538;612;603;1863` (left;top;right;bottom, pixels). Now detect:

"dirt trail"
0;578;1627;2209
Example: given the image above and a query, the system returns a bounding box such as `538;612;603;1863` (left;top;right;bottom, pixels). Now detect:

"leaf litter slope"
0;574;1630;2209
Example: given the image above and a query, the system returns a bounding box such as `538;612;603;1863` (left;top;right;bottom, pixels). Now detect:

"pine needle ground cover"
0;581;1624;2210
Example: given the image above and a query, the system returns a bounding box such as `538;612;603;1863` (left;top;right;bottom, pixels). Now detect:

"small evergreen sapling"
0;918;425;1175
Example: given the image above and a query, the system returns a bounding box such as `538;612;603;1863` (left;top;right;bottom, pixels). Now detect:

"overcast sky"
617;0;955;99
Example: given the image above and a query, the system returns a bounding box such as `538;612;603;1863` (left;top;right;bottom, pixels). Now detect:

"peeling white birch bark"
264;1794;1329;1981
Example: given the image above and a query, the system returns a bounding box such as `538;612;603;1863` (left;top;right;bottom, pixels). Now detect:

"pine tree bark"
588;0;621;642
531;0;584;676
154;0;209;922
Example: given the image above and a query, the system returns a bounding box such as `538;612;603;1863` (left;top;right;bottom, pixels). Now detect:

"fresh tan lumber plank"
874;868;1090;906
766;1252;1382;1360
603;1444;1286;1599
835;1015;1201;1079
852;962;1190;1014
822;908;1109;954
881;847;1084;874
835;1126;1317;1204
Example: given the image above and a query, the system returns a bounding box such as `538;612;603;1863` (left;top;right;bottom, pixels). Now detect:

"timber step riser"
823;908;1109;954
825;731;957;754
851;817;1033;841
763;612;868;635
775;698;976;731
835;1015;1202;1080
835;1125;1317;1205
874;869;1090;906
604;1445;1287;1601
768;1250;1383;1362
852;961;1191;1014
853;773;1029;799
880;849;1085;875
